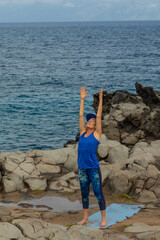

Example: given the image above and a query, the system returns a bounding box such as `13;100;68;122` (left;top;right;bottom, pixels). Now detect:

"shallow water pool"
0;195;97;212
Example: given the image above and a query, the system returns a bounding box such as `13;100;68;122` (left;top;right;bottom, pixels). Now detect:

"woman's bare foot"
79;218;89;225
100;219;107;227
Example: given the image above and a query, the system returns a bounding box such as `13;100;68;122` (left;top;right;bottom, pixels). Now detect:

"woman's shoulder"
93;130;101;142
79;130;86;137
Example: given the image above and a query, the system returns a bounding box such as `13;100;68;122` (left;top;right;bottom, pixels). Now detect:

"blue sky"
0;0;160;22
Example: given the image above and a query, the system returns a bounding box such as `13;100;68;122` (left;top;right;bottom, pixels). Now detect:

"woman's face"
87;118;96;129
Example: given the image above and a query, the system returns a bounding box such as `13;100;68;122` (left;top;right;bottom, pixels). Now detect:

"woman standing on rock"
78;86;107;227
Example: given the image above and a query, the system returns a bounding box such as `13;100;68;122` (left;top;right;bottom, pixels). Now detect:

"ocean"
0;21;160;152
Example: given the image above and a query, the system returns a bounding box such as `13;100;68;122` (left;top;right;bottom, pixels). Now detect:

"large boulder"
63;149;78;173
99;162;112;184
127;153;156;172
98;134;129;163
121;130;145;145
3;154;39;178
101;117;120;142
68;178;80;190
58;172;76;181
127;140;160;176
136;189;157;203
49;180;68;191
130;168;160;203
40;148;71;165
107;144;129;164
98;142;110;159
135;82;160;108
18;159;37;174
35;147;78;173
4;159;18;172
2;173;25;193
13;166;40;178
93;82;160;145
0;152;26;164
24;176;47;191
149;174;160;198
26;149;43;158
36;162;61;174
97;134;110;159
49;172;78;192
1;152;29;175
104;170;135;194
150;140;160;148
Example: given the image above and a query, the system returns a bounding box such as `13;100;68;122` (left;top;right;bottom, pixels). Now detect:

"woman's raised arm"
79;87;88;135
94;88;103;140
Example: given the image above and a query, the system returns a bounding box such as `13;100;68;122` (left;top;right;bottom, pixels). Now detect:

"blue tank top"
78;132;100;169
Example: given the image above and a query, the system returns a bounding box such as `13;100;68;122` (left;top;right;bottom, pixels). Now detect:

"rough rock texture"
93;82;160;146
135;82;160;108
105;170;133;194
12;218;66;239
0;222;24;239
2;173;25;192
0;137;160;203
0;148;80;193
24;176;47;191
124;222;160;240
101;138;160;202
130;172;160;203
0;217;126;240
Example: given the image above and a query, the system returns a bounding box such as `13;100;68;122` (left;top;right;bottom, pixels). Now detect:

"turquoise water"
0;21;160;151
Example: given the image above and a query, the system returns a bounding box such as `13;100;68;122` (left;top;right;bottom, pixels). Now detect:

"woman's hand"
79;87;88;100
99;88;103;101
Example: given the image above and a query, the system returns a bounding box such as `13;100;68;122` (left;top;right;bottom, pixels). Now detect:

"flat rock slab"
117;236;134;240
0;206;11;216
67;225;106;240
0;238;11;240
0;222;24;239
41;212;60;219
136;230;160;240
124;222;160;233
12;218;66;239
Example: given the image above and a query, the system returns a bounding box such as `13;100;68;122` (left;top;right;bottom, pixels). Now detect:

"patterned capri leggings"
78;168;106;210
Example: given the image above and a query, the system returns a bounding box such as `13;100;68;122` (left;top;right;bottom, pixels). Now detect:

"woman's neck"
86;128;95;136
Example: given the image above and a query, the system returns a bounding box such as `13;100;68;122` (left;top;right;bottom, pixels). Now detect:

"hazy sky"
0;0;160;22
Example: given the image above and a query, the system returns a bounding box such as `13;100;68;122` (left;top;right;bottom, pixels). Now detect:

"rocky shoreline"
0;190;160;240
0;82;160;239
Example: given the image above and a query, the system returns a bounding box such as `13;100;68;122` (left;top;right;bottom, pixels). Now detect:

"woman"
78;86;107;227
